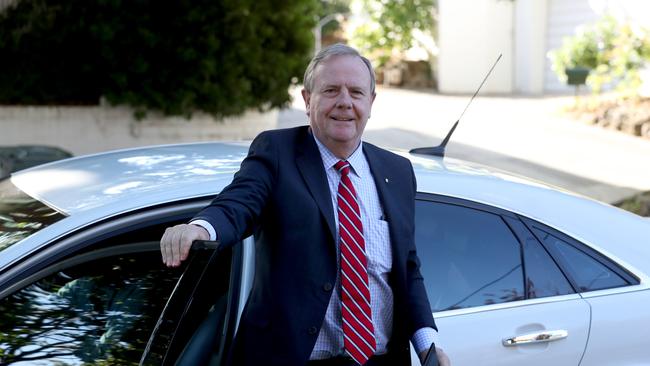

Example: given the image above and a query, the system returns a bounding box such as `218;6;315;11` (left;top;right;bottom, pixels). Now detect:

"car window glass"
0;178;65;251
532;228;628;292
415;200;524;312
0;251;181;365
502;217;575;298
522;233;575;298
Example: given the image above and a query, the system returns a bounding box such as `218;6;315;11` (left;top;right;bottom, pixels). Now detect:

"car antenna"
409;53;502;158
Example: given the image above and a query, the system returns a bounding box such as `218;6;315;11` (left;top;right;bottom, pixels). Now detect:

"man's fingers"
179;227;193;262
160;224;211;268
161;227;173;266
169;225;184;267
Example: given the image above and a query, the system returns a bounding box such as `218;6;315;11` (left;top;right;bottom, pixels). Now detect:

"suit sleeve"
192;131;277;246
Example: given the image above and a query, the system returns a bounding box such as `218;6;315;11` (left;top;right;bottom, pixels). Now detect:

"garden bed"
567;96;650;139
614;191;650;217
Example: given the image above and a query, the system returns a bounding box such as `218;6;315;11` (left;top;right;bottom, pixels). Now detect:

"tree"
349;0;437;67
0;0;318;119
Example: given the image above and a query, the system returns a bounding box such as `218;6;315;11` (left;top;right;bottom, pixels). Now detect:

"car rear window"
0;178;65;250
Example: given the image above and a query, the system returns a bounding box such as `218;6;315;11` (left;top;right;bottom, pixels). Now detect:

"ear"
369;92;376;118
301;88;311;117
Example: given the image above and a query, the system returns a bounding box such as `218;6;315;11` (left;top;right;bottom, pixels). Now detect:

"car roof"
11;142;250;215
8;141;650;278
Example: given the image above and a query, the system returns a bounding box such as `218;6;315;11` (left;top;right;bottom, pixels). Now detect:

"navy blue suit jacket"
193;126;435;365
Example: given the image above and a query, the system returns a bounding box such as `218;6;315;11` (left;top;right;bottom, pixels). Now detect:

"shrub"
549;15;650;95
0;0;317;119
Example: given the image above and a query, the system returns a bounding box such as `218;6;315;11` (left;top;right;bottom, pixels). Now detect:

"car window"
0;250;181;365
532;228;629;292
503;217;575;299
415;200;524;311
0;178;65;251
522;232;575;298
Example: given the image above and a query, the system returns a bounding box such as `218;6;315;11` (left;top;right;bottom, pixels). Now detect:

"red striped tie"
334;160;376;365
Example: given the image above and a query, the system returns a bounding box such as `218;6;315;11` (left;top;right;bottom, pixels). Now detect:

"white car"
0;141;648;366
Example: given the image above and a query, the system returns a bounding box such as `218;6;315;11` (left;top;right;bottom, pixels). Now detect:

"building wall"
514;0;548;95
0;106;277;155
438;0;514;94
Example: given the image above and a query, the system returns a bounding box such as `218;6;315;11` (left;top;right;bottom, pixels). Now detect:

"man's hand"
160;224;210;267
418;347;451;366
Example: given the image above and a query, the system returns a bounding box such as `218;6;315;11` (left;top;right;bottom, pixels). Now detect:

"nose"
335;88;353;109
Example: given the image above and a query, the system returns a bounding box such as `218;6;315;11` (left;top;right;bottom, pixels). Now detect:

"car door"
413;195;591;366
0;199;235;366
139;239;245;366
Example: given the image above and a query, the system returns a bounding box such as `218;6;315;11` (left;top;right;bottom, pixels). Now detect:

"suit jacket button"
308;326;318;335
323;282;333;292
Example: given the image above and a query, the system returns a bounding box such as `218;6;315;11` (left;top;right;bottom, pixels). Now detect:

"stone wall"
0;106;278;155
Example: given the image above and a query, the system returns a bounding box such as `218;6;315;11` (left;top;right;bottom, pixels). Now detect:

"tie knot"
334;160;351;175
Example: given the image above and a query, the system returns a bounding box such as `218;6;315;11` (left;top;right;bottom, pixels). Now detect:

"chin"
331;133;358;144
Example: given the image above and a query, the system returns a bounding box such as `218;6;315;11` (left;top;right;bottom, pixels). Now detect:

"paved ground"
278;86;650;204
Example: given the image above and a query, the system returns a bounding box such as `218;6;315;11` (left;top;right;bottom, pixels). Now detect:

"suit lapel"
295;130;337;241
364;144;396;224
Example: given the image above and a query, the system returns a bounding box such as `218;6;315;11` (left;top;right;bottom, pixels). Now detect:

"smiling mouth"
330;116;354;121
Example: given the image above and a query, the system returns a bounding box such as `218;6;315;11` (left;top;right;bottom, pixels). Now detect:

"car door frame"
0;199;212;297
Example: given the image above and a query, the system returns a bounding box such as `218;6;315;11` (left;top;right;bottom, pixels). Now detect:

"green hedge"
0;0;317;118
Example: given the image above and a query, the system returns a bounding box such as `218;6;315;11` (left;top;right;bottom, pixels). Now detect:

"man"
160;44;450;366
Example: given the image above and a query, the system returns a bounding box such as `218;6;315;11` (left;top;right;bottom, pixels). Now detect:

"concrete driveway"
279;86;650;204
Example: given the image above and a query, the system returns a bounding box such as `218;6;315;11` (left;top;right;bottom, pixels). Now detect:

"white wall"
438;0;514;94
514;0;548;95
0;106;277;155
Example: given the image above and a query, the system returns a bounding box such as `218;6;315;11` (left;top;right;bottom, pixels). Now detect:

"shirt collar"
312;133;364;178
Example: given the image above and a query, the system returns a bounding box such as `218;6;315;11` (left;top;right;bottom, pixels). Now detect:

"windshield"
0;178;65;251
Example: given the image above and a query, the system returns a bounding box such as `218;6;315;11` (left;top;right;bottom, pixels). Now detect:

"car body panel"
433;296;590;366
580;289;650;366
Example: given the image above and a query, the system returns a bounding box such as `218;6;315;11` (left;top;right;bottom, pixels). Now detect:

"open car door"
140;240;245;366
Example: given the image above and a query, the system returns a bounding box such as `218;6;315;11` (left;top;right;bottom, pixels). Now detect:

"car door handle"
502;330;568;346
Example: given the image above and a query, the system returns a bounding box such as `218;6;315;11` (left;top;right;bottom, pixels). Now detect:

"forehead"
312;55;372;89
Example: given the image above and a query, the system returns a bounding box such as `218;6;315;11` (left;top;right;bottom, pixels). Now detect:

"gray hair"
303;43;376;94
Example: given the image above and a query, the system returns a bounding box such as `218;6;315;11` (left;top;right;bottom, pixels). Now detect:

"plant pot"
565;67;590;85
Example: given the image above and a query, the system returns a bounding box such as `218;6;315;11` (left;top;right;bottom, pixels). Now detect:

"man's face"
302;55;375;154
